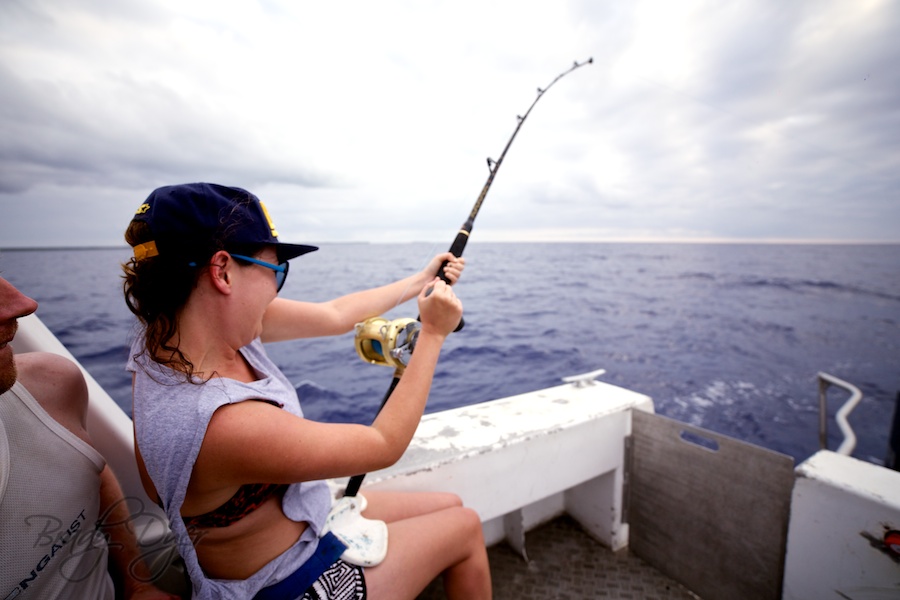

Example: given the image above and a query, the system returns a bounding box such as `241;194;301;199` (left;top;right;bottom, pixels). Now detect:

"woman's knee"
399;490;464;515
433;491;464;509
453;506;485;545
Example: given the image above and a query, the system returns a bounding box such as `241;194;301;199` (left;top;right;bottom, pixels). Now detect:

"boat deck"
417;515;699;599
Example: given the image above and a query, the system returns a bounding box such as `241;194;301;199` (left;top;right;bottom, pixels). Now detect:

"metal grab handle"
817;372;863;456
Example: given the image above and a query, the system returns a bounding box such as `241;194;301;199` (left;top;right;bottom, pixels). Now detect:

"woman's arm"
193;280;463;489
260;252;464;342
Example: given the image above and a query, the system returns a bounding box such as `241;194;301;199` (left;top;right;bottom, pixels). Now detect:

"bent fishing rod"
345;58;593;497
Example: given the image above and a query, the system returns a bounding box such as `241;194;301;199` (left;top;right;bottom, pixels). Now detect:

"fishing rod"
345;58;593;497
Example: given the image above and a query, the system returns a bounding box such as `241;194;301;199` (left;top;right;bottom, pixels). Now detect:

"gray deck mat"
418;515;699;599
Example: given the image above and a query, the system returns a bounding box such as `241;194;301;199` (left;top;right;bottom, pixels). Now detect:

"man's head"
0;277;39;394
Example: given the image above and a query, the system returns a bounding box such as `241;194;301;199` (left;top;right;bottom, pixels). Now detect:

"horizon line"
3;238;900;252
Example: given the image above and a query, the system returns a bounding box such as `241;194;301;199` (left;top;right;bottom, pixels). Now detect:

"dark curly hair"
122;218;259;380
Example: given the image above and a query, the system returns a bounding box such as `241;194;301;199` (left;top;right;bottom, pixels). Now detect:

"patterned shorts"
300;559;366;600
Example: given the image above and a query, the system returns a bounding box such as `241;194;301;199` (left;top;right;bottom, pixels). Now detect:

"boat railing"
817;371;863;456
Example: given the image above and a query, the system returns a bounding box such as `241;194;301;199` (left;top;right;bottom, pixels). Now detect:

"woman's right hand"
417;278;463;338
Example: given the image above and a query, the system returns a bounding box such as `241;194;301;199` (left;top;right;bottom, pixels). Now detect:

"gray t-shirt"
129;336;332;599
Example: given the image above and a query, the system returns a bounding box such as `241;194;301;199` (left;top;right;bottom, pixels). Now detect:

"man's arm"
98;464;180;599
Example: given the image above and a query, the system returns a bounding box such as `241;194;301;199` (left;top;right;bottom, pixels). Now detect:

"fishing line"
344;58;593;497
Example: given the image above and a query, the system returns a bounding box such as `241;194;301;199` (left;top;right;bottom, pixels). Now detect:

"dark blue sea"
2;243;898;466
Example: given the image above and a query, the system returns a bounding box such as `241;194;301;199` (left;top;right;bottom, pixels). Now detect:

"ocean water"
1;243;898;466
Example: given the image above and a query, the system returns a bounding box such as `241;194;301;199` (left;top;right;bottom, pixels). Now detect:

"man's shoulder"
16;350;79;373
16;351;84;390
14;352;90;438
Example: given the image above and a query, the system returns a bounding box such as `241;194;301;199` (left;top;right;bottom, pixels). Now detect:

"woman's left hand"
424;253;466;286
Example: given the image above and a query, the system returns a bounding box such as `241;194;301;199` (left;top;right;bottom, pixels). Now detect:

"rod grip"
447;221;472;258
437;224;471;331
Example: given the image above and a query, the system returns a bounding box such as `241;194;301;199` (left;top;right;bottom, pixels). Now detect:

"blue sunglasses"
230;254;290;292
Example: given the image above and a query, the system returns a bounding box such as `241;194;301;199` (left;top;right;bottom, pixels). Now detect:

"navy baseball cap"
129;183;318;263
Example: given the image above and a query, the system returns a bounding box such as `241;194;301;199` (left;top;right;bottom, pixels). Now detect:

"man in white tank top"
0;276;176;599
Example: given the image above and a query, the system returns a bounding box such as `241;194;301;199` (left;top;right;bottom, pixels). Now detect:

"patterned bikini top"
180;482;289;529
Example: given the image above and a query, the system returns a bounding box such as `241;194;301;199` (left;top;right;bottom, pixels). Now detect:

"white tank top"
0;382;114;600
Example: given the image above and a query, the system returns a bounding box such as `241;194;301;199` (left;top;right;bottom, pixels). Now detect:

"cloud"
0;50;334;195
1;0;898;246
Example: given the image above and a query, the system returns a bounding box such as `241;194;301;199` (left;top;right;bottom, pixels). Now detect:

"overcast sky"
1;0;898;247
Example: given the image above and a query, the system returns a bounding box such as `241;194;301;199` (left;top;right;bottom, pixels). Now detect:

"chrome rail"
818;372;863;456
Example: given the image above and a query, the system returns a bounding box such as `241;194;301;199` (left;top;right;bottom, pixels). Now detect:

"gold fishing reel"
354;316;421;374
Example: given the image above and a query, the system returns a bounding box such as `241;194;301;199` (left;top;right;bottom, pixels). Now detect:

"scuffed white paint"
360;378;653;550
783;451;900;599
373;380;653;474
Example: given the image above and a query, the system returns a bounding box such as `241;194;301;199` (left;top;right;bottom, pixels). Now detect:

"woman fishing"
122;183;491;600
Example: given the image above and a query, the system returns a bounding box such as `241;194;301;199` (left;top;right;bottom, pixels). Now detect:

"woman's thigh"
360;489;462;523
362;505;483;600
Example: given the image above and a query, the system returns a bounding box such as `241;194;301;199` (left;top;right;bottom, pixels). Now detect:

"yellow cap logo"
259;201;279;238
135;203;150;215
132;241;159;260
